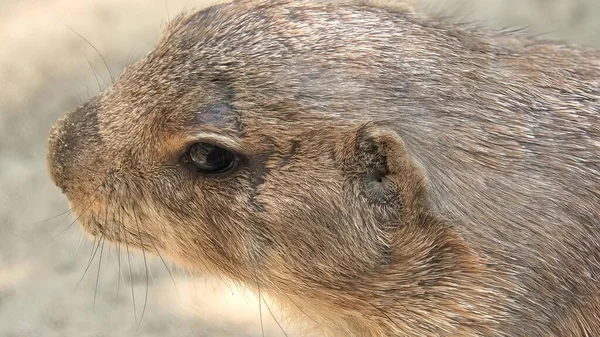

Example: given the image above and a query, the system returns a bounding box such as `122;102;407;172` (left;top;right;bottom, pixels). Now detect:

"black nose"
46;98;101;194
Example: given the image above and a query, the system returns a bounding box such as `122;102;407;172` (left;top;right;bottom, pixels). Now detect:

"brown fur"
46;0;600;336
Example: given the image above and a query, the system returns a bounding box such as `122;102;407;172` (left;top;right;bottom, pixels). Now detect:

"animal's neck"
270;217;508;336
374;32;600;337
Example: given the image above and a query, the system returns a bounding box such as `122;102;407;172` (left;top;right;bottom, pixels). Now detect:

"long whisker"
105;242;112;267
85;237;98;266
41;162;105;236
46;181;106;243
33;208;73;225
258;286;265;337
125;237;138;324
104;194;112;269
85;75;91;99
49;212;85;242
48;198;96;243
254;270;265;337
122;205;138;325
116;240;122;304
114;194;122;304
67;26;114;83
263;298;289;337
76;235;103;290
133;212;149;332
160;251;180;299
151;240;179;301
82;52;105;92
282;291;321;326
75;87;83;104
93;236;106;310
75;235;85;254
252;259;290;337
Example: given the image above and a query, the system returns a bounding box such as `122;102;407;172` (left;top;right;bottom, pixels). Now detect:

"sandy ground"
0;0;598;336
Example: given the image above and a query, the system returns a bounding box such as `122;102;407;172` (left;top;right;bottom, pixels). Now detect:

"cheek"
249;173;394;279
259;168;345;216
251;169;376;257
155;176;259;243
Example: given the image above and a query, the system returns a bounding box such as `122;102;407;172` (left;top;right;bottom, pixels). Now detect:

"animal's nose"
46;98;101;194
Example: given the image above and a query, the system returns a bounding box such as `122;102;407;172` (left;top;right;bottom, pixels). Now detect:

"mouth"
64;191;159;251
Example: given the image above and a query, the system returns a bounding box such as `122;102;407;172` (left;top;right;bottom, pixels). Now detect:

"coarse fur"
46;0;600;336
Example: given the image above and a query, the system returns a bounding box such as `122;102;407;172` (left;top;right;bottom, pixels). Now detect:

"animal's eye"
182;143;238;175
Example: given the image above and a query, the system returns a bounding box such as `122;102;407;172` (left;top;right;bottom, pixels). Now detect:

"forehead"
95;1;387;148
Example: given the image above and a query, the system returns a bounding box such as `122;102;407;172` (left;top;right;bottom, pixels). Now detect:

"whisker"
165;0;171;23
67;26;114;83
125;235;138;325
49;215;82;242
48;196;97;243
116;240;122;304
75;87;83;104
125;54;136;68
263;298;289;337
122;206;138;325
114;194;122;304
85;75;91;99
259;293;265;337
105;242;112;268
103;192;112;270
85;237;98;265
46;180;105;243
251;253;288;336
32;208;73;225
152;243;180;301
133;212;149;331
93;236;106;311
282;291;321;327
148;265;156;285
257;280;265;337
75;235;85;254
82;52;105;92
76;235;103;290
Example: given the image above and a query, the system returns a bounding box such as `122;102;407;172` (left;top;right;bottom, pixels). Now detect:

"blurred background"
1;0;599;336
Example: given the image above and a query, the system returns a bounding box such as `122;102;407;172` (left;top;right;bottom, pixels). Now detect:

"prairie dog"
47;0;600;336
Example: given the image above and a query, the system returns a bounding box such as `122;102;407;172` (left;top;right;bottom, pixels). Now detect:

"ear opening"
354;123;427;207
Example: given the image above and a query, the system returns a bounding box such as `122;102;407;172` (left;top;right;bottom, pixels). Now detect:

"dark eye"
182;143;238;174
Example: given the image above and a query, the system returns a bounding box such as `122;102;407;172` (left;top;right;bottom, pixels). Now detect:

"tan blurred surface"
1;0;599;336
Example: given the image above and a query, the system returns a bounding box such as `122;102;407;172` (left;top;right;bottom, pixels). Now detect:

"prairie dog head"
47;2;482;330
48;0;423;272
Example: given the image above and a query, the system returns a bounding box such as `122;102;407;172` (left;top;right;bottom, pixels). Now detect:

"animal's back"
390;23;600;335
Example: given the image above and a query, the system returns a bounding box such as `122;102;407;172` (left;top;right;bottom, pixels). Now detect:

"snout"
46;98;102;194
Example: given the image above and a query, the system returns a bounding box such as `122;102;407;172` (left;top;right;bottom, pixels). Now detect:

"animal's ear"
347;123;427;207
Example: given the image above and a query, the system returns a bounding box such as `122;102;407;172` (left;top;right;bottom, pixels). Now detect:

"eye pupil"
185;143;237;174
